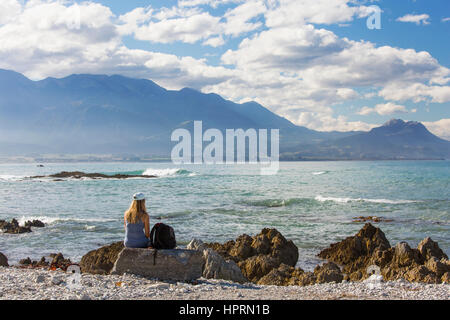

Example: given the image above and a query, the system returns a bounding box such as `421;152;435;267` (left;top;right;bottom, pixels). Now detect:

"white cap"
133;192;145;201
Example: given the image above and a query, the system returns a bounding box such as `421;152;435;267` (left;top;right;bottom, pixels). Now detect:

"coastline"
1;267;448;300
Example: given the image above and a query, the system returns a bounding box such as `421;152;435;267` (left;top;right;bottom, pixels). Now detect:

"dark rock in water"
318;223;450;284
0;252;8;267
24;220;45;228
352;216;394;223
30;171;156;180
80;241;124;275
205;228;298;283
0;219;32;234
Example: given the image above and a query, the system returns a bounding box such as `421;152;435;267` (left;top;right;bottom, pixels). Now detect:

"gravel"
0;267;448;300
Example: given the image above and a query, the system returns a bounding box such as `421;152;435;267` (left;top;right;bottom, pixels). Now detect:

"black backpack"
149;223;176;249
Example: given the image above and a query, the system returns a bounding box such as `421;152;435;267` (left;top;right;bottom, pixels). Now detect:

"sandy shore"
0;267;448;300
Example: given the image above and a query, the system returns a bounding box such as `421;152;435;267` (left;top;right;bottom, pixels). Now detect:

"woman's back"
124;220;148;248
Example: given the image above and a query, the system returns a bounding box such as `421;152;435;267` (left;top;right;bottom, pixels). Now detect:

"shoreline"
0;267;448;300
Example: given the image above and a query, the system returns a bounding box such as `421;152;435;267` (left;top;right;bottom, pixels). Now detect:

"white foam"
315;195;419;204
142;168;191;177
16;216;116;226
0;175;25;181
312;171;327;175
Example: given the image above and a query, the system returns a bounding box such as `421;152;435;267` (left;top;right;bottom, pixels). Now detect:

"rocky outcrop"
80;241;124;275
0;218;45;234
19;253;72;270
0;219;31;234
24;220;45;228
111;248;203;281
30;171;156;180
0;252;8;267
187;239;247;283
318;223;450;284
205;228;299;283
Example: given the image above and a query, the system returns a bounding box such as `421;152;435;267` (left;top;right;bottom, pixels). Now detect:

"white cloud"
264;0;372;27
0;0;448;135
290;112;377;132
0;0;21;25
396;14;430;25
442;17;450;23
357;103;409;116
379;82;450;103
178;0;243;8
423;119;450;140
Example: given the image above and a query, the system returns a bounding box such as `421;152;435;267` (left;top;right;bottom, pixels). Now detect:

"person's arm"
124;214;127;230
144;214;150;239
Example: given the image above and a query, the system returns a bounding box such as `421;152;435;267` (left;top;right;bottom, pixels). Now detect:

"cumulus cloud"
0;0;449;134
289;112;377;132
0;0;22;25
423;119;450;141
357;103;409;116
396;14;430;25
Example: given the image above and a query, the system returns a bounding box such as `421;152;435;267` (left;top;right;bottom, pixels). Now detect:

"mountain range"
0;69;449;160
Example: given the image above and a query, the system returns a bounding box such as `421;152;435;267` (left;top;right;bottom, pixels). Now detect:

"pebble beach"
1;267;448;300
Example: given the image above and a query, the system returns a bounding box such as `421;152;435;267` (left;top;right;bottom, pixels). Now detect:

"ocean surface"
0;161;448;271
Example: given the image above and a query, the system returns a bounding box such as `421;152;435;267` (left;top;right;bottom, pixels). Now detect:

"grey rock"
111;248;203;281
51;275;64;285
188;239;247;284
35;275;46;283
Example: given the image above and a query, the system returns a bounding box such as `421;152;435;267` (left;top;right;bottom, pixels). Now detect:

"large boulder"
0;252;8;267
205;228;299;283
187;239;247;283
80;241;124;275
111;248;203;281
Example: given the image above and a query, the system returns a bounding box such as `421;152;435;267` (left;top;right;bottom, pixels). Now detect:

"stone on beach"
111;248;203;281
80;241;124;275
0;252;8;267
187;239;247;283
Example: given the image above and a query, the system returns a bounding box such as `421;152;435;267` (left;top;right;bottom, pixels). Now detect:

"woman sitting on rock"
124;193;150;248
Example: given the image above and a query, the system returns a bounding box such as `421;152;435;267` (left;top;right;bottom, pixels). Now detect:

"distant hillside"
0;69;448;160
282;119;450;160
0;69;346;156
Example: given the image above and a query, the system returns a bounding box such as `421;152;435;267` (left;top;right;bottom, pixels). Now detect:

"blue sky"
0;0;449;137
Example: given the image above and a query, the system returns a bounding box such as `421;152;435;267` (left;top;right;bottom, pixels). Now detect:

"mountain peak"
383;119;405;127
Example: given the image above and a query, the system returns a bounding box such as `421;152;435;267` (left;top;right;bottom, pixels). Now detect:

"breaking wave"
314;195;420;204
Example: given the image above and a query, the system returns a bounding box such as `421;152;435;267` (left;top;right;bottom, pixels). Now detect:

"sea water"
0;161;448;271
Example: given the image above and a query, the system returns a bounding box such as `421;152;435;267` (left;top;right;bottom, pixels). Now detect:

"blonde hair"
125;199;148;224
